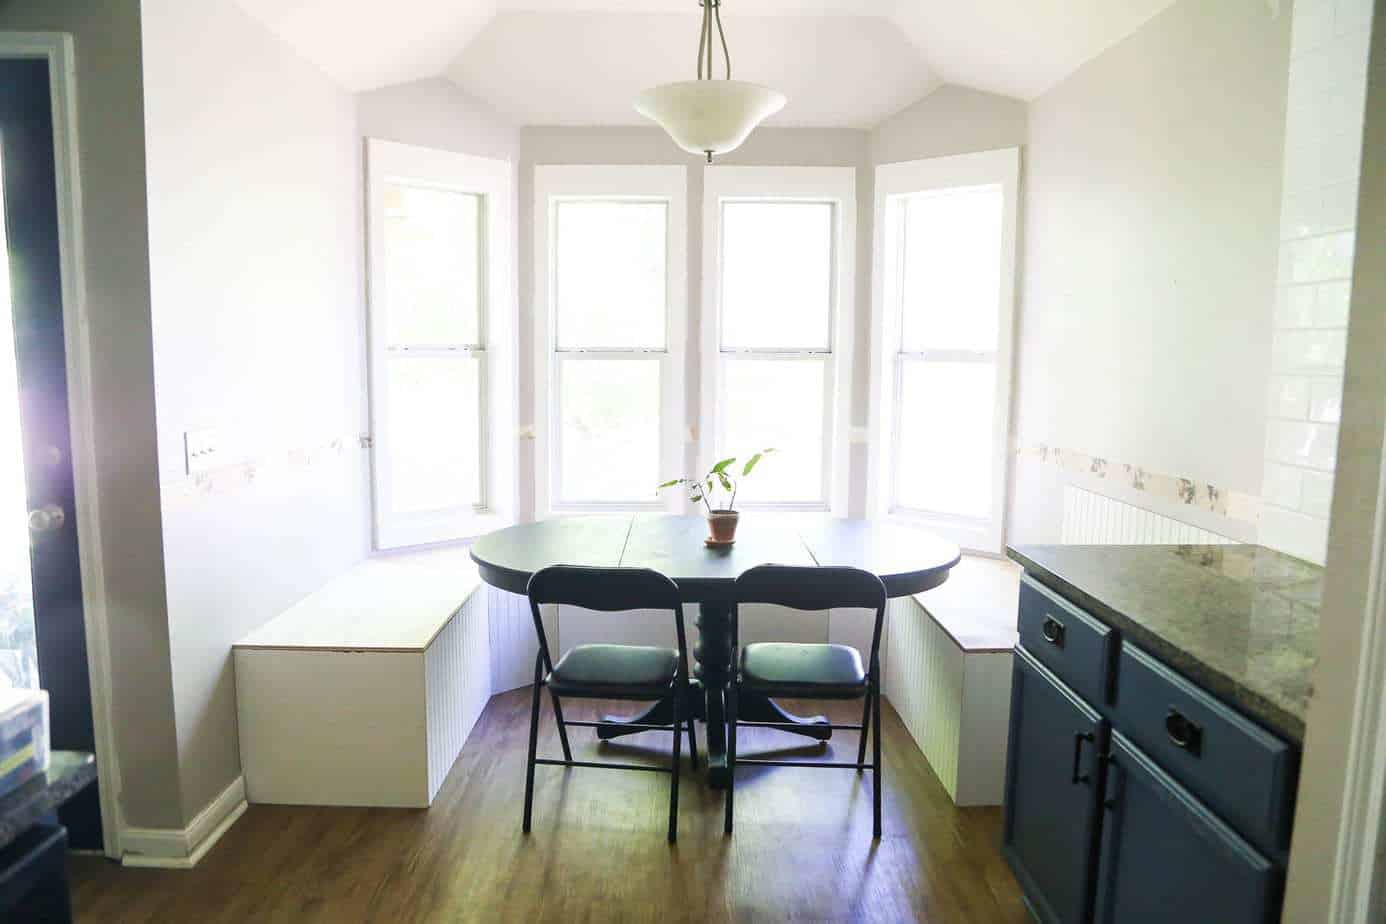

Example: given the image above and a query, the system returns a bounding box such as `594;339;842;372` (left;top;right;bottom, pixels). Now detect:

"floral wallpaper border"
1018;444;1260;524
160;436;357;510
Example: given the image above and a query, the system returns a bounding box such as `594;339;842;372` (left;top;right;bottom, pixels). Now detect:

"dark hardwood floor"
69;688;1029;923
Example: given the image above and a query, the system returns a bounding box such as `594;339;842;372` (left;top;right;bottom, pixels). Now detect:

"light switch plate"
184;428;219;474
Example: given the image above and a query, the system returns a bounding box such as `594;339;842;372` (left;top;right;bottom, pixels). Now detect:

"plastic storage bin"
0;689;49;799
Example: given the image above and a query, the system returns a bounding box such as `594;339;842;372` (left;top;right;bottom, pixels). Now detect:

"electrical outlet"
184;428;219;474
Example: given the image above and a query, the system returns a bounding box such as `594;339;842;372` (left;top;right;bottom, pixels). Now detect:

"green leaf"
741;448;776;477
716;472;733;492
657;479;685;489
710;456;737;475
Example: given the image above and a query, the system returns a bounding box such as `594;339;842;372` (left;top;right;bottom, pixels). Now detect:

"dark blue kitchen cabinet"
1093;733;1278;924
1002;557;1302;924
1002;649;1108;924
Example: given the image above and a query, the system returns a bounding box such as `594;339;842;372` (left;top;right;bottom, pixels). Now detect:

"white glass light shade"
634;80;786;158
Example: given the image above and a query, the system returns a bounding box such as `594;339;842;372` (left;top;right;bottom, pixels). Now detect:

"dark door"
1002;647;1107;924
1093;732;1277;924
0;57;101;850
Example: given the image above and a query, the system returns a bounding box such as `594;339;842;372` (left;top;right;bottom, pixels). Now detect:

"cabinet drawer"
1017;575;1116;706
1095;732;1278;924
1113;644;1296;857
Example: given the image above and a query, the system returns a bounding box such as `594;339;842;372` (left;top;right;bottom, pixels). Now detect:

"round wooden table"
471;514;961;787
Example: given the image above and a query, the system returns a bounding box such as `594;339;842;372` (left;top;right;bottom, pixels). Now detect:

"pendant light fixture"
634;0;786;163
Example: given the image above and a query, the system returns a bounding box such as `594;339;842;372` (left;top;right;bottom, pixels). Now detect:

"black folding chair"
724;564;888;839
522;565;698;843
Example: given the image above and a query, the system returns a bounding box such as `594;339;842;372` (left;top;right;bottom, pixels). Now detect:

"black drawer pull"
1041;615;1065;647
1165;708;1203;756
1070;732;1094;785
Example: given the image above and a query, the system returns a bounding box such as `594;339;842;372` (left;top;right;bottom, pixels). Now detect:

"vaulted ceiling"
236;0;1178;126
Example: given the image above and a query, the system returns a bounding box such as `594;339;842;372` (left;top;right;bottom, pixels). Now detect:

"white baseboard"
120;776;247;869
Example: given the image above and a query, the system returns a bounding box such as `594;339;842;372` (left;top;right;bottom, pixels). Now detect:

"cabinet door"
1094;733;1278;924
1002;649;1107;924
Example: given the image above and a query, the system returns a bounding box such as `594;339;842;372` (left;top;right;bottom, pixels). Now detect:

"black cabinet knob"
1165;708;1203;756
1041;615;1065;647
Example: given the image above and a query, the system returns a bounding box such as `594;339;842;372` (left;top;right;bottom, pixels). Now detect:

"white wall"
0;0;183;831
870;85;1027;166
1010;0;1291;546
356;77;520;164
141;0;371;822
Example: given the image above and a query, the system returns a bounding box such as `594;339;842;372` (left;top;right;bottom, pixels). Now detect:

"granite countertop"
1007;544;1322;743
0;751;97;851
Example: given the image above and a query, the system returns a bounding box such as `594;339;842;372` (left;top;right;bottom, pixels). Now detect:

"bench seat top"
235;547;482;653
910;555;1021;654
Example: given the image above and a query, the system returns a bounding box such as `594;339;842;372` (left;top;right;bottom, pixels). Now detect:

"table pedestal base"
594;602;832;789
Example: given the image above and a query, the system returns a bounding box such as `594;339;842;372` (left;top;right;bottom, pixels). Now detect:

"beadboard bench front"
233;548;490;808
883;555;1021;807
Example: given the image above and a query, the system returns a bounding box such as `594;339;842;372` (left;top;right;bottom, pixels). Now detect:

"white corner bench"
883;555;1020;807
233;547;490;808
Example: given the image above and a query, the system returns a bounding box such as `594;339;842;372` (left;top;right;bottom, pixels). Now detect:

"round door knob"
27;504;65;533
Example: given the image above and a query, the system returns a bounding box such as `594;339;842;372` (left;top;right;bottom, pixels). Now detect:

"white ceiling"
236;0;1179;124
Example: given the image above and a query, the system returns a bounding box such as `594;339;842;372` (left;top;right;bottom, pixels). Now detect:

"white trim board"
121;776;247;869
0;31;123;860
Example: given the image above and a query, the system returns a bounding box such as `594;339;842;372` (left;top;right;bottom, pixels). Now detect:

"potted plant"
658;449;774;547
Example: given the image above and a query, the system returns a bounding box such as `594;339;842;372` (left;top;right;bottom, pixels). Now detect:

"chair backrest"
733;564;889;670
526;566;690;683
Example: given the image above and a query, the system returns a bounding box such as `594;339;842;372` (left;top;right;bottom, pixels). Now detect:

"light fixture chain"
697;0;709;79
713;0;731;80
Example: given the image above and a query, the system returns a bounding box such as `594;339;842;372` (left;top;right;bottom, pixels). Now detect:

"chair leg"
856;689;873;772
522;660;543;834
549;690;574;763
686;714;700;771
724;685;737;835
871;677;883;840
668;700;682;844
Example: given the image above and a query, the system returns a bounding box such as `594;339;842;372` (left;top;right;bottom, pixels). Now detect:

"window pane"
555;201;667;350
900;186;1003;352
382;184;482;347
386;355;482;512
720;358;826;504
895;360;994;518
559;359;661;502
721;201;832;350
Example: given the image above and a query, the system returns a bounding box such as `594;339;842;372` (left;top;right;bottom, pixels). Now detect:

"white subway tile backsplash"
1280;191;1320;241
1262;462;1304;509
1320;130;1364;186
1281;141;1322;197
1301;470;1336;518
1333;0;1375;35
1292;0;1335;57
1275;286;1317;327
1259;505;1329;566
1309;376;1344;423
1267;419;1339;470
1320;182;1359;232
1272;328;1348;373
1314;281;1352;326
1268;375;1312;418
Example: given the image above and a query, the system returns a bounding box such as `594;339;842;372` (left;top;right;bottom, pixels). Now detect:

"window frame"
532;165;688;516
868;147;1020;553
699;166;856;514
365;139;519;549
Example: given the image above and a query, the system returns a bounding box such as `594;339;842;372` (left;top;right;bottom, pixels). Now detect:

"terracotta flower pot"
707;509;740;545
